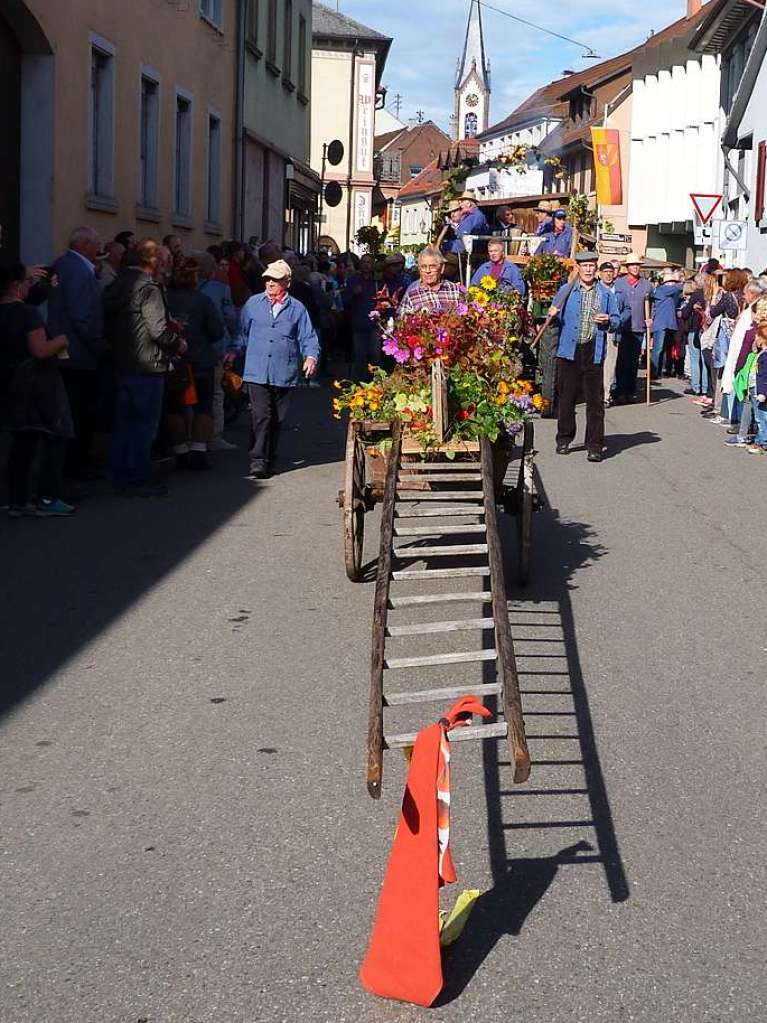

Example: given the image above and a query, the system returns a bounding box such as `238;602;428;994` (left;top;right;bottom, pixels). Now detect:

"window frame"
282;0;294;90
297;13;308;102
87;33;117;208
137;66;161;215
206;108;223;231
246;0;261;56
173;88;194;223
266;0;279;75
199;0;223;30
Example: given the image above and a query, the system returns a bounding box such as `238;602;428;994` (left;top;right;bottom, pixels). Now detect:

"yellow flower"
474;292;489;307
332;380;342;390
480;275;497;291
497;380;510;395
369;402;380;412
495;395;507;406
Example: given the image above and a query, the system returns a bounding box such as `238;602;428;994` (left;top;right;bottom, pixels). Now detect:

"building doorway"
0;1;55;262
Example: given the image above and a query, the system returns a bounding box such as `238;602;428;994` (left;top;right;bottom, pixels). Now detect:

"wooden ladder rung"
386;618;494;637
396;490;484;501
392;566;490;580
384;649;497;669
397;473;482;483
394;523;487;536
399;462;482;470
386;721;508;748
389;591;493;607
385;682;501;706
395;506;485;518
394;543;489;558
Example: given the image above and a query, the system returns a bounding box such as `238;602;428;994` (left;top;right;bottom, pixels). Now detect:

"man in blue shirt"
549;251;621;461
538;210;573;257
471;239;526;297
613;253;653;402
237;260;320;479
650;269;684;379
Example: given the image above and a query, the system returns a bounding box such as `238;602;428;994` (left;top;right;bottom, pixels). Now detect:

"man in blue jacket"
470;239;526;297
237;260;320;479
613;253;653;403
650;269;684;379
549;252;621;461
47;225;103;476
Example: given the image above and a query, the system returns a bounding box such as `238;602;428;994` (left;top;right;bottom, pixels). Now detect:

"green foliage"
355;225;387;254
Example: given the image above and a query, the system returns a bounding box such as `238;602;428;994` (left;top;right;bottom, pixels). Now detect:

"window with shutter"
756;141;766;223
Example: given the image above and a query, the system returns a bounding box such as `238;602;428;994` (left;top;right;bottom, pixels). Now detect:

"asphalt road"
1;380;765;1023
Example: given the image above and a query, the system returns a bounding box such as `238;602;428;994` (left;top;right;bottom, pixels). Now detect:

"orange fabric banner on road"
591;127;622;206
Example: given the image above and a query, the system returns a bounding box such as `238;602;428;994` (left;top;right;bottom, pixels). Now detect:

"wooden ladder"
366;423;531;798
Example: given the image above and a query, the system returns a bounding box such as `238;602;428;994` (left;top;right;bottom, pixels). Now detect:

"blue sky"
335;0;689;132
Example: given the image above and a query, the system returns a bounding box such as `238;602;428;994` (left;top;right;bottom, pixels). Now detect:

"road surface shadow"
0;386;344;722
437;470;630;1005
605;430;661;457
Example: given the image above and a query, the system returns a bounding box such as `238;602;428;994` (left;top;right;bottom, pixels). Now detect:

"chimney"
687;0;701;17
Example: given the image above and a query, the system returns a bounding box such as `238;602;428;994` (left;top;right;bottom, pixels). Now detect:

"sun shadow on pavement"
0;386;344;722
606;430;661;457
438;472;630;1004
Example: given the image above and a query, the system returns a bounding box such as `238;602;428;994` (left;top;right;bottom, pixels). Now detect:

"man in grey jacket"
47;226;104;476
103;239;186;496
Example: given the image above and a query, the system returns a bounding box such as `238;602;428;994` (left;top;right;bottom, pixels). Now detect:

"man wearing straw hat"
534;200;554;237
453;191;490;254
437;200;464;256
613;252;653;404
237;259;320;479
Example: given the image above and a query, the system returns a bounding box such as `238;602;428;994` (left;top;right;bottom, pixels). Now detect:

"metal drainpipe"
345;41;359;251
234;0;246;239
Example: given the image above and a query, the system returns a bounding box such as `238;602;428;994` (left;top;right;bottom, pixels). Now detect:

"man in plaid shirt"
398;247;462;315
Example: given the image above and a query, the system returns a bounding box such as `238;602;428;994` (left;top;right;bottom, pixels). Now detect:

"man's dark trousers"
61;367;99;475
248;382;291;472
556;339;604;453
614;330;644;400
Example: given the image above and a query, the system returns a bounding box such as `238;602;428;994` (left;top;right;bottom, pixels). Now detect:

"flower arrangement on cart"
332;275;547;457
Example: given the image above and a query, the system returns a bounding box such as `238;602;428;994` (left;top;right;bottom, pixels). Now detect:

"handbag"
699;314;721;351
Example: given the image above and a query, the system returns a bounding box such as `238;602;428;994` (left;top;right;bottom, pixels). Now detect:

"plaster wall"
24;0;236;258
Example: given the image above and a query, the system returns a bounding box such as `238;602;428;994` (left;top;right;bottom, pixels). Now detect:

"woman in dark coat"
166;258;225;470
0;262;74;516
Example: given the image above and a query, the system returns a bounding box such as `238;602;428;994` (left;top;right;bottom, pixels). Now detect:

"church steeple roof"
456;0;490;91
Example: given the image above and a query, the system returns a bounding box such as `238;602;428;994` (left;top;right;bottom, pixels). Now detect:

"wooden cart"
339;417;536;587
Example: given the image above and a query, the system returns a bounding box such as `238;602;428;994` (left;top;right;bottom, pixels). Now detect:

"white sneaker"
208;437;238;452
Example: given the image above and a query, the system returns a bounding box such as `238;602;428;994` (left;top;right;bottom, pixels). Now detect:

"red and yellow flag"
591;127;622;206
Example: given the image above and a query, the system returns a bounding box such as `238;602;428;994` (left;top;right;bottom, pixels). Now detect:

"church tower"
453;0;491;141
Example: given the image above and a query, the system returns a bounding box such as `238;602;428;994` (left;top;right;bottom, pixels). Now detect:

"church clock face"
466;93;479;108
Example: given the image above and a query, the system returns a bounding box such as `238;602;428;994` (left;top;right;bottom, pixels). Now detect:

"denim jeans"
110;373;165;485
652;330;671;373
751;388;767;447
720;393;741;424
687;336;709;394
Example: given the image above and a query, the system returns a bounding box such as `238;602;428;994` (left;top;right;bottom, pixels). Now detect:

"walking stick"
530;274;579;349
645;296;652;406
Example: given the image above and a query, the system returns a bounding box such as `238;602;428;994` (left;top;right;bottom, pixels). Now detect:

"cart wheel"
516;422;535;586
344;422;366;582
